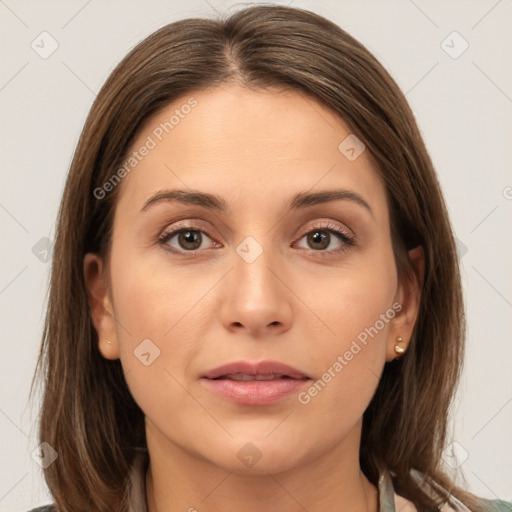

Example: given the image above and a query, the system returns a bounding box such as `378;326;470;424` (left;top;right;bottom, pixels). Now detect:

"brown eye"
160;228;216;252
295;223;354;253
306;230;331;250
177;230;203;250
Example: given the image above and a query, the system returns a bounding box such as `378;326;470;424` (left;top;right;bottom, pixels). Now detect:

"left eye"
295;228;352;251
159;229;216;252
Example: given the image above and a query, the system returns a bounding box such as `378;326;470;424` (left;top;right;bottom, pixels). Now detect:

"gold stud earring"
394;336;405;356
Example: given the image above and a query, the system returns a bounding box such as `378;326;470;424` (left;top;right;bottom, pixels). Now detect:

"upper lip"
201;360;310;379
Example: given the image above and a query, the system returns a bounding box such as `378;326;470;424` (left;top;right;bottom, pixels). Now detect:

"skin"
84;84;424;512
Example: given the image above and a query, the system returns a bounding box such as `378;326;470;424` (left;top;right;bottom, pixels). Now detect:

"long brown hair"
30;4;477;511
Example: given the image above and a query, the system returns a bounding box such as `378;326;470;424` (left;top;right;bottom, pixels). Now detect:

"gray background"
1;0;511;510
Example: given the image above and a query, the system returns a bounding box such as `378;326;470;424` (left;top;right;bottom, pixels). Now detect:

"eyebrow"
140;188;373;217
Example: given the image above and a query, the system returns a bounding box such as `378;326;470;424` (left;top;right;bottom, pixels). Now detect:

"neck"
144;421;378;512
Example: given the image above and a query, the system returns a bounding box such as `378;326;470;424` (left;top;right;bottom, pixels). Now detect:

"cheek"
295;248;397;413
107;241;224;425
303;250;396;350
110;239;212;345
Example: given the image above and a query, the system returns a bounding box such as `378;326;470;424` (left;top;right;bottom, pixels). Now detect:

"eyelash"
158;220;356;257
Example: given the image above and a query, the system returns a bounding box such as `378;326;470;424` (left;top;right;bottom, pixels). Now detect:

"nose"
219;245;293;337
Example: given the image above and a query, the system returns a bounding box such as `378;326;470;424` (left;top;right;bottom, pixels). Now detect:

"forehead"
114;84;387;220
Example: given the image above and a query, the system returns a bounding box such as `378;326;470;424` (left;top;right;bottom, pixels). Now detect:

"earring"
394;336;405;357
106;340;112;345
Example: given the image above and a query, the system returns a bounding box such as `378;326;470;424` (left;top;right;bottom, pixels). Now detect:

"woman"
28;4;510;512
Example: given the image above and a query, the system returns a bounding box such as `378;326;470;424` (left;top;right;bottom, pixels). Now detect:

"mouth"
200;360;311;405
212;373;307;381
201;360;310;380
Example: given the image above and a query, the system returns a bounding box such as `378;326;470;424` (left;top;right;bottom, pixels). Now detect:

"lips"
201;360;310;380
220;373;297;381
200;360;311;405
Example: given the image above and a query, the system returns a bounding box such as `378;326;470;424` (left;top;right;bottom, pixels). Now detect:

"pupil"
309;230;329;250
180;230;201;250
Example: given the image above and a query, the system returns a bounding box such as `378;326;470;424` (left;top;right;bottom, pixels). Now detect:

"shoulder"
435;493;512;512
394;492;511;512
478;498;512;512
387;469;511;512
27;506;55;512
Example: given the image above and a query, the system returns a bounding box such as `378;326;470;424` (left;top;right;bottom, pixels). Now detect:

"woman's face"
85;84;422;475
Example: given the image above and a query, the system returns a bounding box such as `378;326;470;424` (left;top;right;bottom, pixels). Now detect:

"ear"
83;252;120;360
385;246;425;361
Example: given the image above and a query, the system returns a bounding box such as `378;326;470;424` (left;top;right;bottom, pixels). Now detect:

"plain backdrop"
1;0;511;510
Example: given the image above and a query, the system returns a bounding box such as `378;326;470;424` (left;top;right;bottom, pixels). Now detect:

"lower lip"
201;377;311;405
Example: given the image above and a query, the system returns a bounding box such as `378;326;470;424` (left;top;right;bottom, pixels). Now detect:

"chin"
199;434;310;476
